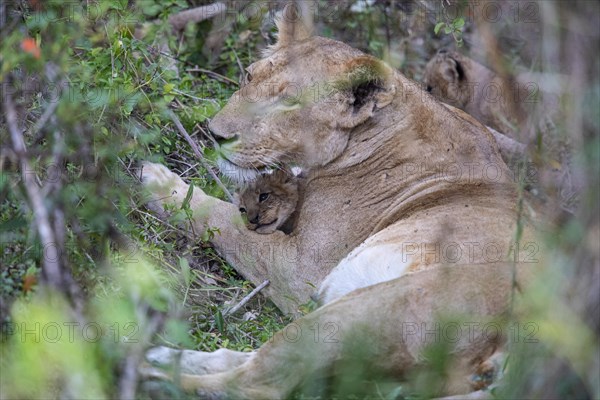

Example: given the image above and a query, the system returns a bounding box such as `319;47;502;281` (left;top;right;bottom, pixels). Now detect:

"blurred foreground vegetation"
1;1;598;399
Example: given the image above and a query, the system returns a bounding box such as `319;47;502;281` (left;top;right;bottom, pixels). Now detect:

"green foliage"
0;1;281;397
2;256;187;398
1;1;597;399
434;17;465;47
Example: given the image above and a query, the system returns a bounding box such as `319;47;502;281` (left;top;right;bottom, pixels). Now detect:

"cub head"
235;169;300;234
423;49;469;108
209;8;396;184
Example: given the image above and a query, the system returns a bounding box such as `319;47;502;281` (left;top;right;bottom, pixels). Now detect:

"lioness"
423;50;527;139
235;169;301;234
140;13;540;398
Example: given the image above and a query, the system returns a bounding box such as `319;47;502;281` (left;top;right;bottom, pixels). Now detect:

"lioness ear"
274;2;314;48
336;56;396;128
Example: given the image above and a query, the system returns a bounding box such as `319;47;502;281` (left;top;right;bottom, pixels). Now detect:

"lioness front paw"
139;362;172;381
139;162;187;196
138;162;191;214
146;346;181;367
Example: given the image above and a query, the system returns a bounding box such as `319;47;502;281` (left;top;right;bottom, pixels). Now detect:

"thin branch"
223;280;270;317
197;125;220;148
167;2;226;31
168;111;234;202
119;311;166;400
28;77;67;139
186;67;239;86
3;84;61;289
171;87;220;104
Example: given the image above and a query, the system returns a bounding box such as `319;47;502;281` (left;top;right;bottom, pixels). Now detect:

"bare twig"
223;280;270;317
167;2;226;31
119;310;166;400
186;67;239;86
197;125;220;148
168;111;234;202
29;76;68;139
3;86;63;289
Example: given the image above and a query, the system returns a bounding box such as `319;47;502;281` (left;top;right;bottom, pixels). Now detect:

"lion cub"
423;49;527;138
235;169;302;234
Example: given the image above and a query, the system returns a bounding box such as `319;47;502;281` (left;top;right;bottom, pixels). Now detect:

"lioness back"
236;169;300;234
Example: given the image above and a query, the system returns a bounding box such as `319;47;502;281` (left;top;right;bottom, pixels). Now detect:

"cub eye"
239;207;246;214
259;193;269;202
426;85;433;93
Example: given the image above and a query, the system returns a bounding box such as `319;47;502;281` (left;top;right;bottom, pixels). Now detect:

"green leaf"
434;22;445;35
215;310;225;333
444;26;453;34
121;92;141;115
164;319;194;347
181;183;194;210
179;256;191;286
0;216;28;232
142;4;162;17
453;17;465;28
163;83;174;94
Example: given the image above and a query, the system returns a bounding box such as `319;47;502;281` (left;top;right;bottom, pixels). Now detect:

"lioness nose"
218;135;240;147
249;216;259;224
208;117;237;140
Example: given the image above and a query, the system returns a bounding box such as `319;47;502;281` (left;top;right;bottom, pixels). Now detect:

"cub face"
235;169;300;234
422;49;471;109
423;49;526;136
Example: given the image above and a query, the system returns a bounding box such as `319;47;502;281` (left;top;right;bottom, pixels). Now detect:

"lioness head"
235;169;299;234
209;14;396;184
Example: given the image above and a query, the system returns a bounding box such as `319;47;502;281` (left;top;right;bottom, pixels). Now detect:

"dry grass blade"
168;111;234;202
223;280;270;317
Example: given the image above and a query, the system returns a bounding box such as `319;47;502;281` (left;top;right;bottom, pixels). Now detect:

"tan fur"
423;50;526;139
235;170;300;234
140;16;542;399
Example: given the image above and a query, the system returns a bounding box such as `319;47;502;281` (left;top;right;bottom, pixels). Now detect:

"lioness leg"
139;162;308;312
146;346;254;375
144;264;519;399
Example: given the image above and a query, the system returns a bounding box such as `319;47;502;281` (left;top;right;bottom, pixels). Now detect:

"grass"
1;1;598;399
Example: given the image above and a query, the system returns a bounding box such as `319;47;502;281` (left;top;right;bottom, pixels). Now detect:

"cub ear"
273;2;314;48
336;56;397;129
441;56;465;83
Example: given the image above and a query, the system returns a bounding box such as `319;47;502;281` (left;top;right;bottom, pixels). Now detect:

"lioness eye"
281;94;298;106
426;85;433;92
259;193;269;202
239;207;246;214
245;72;252;83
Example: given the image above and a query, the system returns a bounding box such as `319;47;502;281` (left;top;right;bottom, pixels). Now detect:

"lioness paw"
139;162;187;196
138;162;192;214
146;346;181;367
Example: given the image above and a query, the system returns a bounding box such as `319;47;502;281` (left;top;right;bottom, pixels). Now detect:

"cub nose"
249;216;259;225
